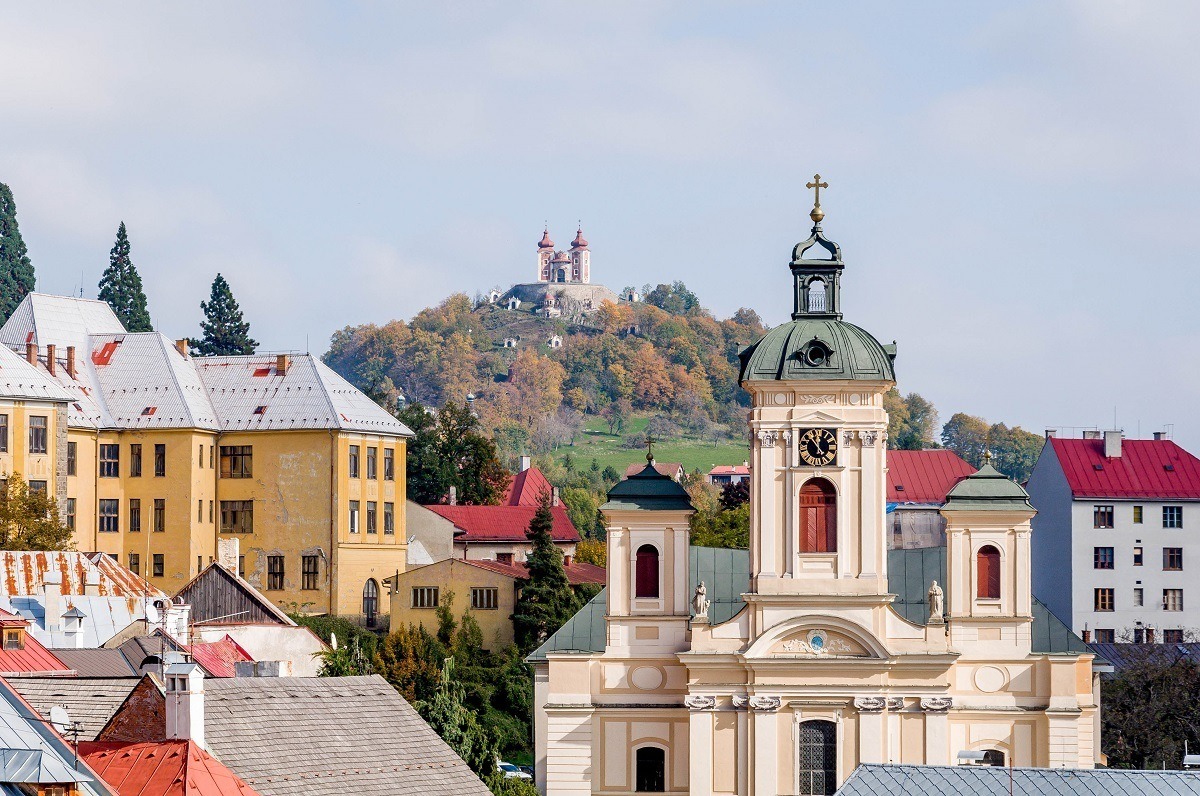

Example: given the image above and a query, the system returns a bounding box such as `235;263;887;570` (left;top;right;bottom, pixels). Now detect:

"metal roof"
0;293;125;353
44;648;137;678
89;333;219;430
602;463;695;511
81;739;263;796
1048;437;1200;500
738;318;896;383
942;464;1033;512
426;504;580;543
834;763;1200;795
887;450;974;505
9;678;142;742
1087;642;1200;672
0;344;72;402
503;466;553;506
0;678;111;792
201;675;490;796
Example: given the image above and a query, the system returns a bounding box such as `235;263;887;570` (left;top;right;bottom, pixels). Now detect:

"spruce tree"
512;497;580;653
189;273;258;355
0;183;35;322
98;222;153;332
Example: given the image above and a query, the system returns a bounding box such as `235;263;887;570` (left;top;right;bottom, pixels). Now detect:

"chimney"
25;342;36;366
1154;431;1169;441
46;344;55;376
276;353;290;375
1082;430;1101;440
175;339;189;357
552;487;560;507
520;455;531;473
1045;428;1057;439
62;606;86;649
217;538;240;573
83;570;101;596
1081;629;1091;643
563;555;572;567
42;575;63;630
1104;430;1122;459
165;662;205;748
448;486;457;506
66;346;76;379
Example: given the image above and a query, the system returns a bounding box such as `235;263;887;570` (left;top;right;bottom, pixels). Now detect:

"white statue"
692;581;710;619
928;580;944;624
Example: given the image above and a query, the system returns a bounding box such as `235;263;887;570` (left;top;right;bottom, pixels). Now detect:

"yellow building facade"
392;558;520;650
2;294;410;621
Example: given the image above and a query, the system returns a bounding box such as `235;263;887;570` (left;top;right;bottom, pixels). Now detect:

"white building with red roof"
1028;430;1200;643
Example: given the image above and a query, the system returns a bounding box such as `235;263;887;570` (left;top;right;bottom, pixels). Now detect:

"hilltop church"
498;227;623;316
529;185;1102;795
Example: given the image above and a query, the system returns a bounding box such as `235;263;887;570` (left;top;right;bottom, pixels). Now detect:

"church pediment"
793;409;842;424
768;628;871;658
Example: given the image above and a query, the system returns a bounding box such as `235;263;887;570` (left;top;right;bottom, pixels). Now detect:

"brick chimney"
1104;430;1122;459
217;537;240;573
175;339;189;357
448;486;457;506
1081;629;1091;643
552;487;560;507
66;346;76;379
45;344;55;376
25;342;36;366
165;661;206;749
276;354;290;375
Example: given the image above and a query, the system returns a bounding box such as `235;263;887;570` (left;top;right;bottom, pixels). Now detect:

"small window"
366;501;377;534
220;500;254;534
1133;505;1143;524
199;443;204;468
383;502;395;535
197;499;203;522
496;552;513;565
252;405;267;415
1134;587;1144;606
1093;505;1114;529
130;444;143;477
384;448;395;480
634;747;666;793
1094;587;1115;612
65;498;76;531
0;414;7;452
3;629;23;650
66;441;77;476
267;555;284;590
238;555;245;578
28;416;47;454
154;443;166;477
301;555;319;590
982;750;1005;767
1133;546;1143;566
635;544;660;599
153;554;164;578
1163;506;1183;528
28;480;46;496
197;555;202;574
471;587;499;610
363;579;379;627
128;553;140;575
348;445;360;478
1164;629;1184;644
99;444;120;477
1093;547;1114;569
367;447;378;480
99;499;119;533
219;445;253;478
977;546;1001;599
1164;589;1184;611
349;500;359;534
1164;547;1183;571
153;499;166;532
1094;628;1115;643
412;587;439;608
129;499;141;533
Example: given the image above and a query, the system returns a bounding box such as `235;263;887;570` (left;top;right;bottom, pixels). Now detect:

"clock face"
798;428;838;467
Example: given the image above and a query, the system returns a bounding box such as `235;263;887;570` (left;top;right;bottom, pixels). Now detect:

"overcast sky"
2;2;1198;450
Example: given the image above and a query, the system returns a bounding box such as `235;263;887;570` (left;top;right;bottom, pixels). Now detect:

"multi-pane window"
219;446;253;478
1134;587;1144;606
1093;547;1114;569
0;414;7;452
66;442;77;476
301;555;319;590
1133;546;1143;566
1164;589;1184;611
130;444;142;477
1133;505;1143;524
471;587;499;610
1094;588;1115;612
1163;506;1183;528
153;554;164;577
1164;629;1184;644
383;502;395;535
366;501;377;534
99;499;119;533
267;555;284;590
412;587;439;608
796;720;837;796
220;501;254;534
1094;629;1115;643
128;553;140;575
367;447;377;480
154;444;166;476
349;500;359;534
28;480;46;496
28;416;47;454
99;444;120;477
127;499;141;533
348;445;360;478
1093;505;1114;529
65;498;76;531
1164;547;1183;571
153;499;165;532
384;448;395;480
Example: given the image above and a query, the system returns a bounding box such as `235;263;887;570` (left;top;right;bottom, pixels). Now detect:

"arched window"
807;278;827;312
635;545;660;599
363;579;379;627
799;479;837;553
977;546;1001;599
982;749;1005;767
797;720;837;795
634;746;665;792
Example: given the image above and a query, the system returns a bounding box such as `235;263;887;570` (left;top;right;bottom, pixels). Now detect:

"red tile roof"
463;558;607;586
887;450;975;504
428;505;580;543
0;610;73;676
504;466;553;506
1049;437;1200;499
187;634;254;678
81;740;262;795
708;465;750;476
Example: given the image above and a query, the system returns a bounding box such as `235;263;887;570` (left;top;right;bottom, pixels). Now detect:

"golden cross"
645;435;657;463
806;174;829;208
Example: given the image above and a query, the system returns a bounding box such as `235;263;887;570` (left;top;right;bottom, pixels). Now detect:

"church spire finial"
645;435;656;464
806;174;829;224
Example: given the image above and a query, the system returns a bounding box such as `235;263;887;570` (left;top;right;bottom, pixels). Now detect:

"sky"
2;2;1199;450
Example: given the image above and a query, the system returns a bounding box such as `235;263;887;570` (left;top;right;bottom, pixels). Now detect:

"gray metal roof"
942;463;1033;512
601;462;695;511
835;763;1200;795
1087;642;1200;672
0;294;125;353
0;344;72;402
88;332;220;429
8;677;141;741
738;318;896;383
44;648;137;678
0;678;111;793
202;675;490;796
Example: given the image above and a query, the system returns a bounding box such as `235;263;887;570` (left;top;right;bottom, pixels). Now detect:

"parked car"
498;761;532;780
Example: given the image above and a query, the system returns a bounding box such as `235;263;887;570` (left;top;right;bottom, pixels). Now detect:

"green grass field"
553;416;749;476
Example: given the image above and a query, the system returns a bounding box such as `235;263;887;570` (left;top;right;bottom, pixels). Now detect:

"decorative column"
685;696;716;796
756;430;778;578
854;697;886;764
885;698;904;763
858;430;880;580
749;697;781;796
920;698;953;765
782;429;793;577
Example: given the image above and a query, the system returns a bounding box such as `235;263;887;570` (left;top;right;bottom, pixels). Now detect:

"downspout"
213;431;222;571
329;430;337;616
92;428;100;552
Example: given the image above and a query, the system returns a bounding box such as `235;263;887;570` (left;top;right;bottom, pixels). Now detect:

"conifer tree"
189;273;258;356
0;183;35;322
98;222;153;332
512;497;579;653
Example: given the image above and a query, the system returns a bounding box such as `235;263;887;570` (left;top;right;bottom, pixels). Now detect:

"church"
528;183;1102;795
498;227;623;316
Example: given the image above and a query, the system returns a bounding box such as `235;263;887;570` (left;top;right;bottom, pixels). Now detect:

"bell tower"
536;227;554;282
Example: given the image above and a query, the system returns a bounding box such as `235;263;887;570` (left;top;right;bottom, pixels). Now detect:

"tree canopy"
98;222;153;332
0;183;35;323
1101;642;1200;769
189;274;258;356
0;475;73;550
398;401;510;505
941;412;1043;481
512;498;579;654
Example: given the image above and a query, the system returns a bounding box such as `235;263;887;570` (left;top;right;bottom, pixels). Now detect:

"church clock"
798;428;838;467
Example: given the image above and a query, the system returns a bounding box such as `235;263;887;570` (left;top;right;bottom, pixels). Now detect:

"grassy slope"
552;416;748;476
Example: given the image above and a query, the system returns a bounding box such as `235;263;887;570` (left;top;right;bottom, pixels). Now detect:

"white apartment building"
1029;430;1200;643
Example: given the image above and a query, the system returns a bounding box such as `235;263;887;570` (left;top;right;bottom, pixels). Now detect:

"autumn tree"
941;412;990;466
885;389;939;450
0;475;73;550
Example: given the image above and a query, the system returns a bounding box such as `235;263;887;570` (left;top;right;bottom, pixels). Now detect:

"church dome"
538;229;555;249
571;228;588;249
738;318;895;383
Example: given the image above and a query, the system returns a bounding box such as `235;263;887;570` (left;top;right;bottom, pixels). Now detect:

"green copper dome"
942;464;1033;512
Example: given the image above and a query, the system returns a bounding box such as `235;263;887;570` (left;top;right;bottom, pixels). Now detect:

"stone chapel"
529;187;1102;795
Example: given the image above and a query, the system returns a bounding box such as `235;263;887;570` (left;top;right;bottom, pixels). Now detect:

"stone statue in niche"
692;582;710;620
928;580;944;624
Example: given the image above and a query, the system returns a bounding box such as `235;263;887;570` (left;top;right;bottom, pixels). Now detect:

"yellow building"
0;341;73;507
0;294;411;622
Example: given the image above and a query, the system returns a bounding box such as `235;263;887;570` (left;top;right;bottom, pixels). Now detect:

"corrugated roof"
427;504;580;543
1087;642;1200;672
1049;437;1200;499
201;675;491;796
886;450;974;504
0;344;73;402
0;614;72;676
0;678;111;792
188;634;254;678
45;648;138;678
89;333;219;430
835;763;1200;795
0;293;125;353
81;740;263;796
460;558;606;586
9;677;142;742
503;467;552;506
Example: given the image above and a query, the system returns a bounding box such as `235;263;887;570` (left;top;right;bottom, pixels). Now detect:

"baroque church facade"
499;227;622;316
529;197;1102;794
